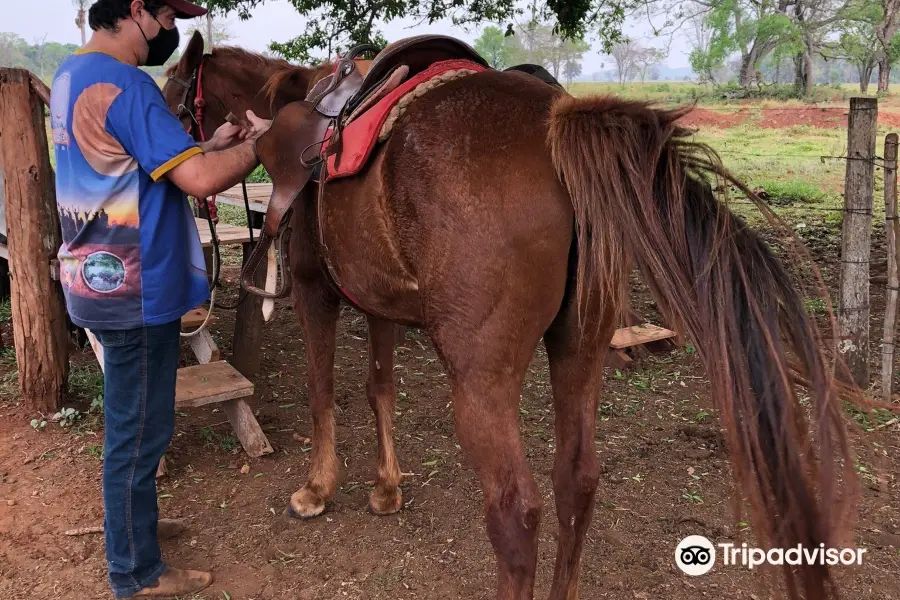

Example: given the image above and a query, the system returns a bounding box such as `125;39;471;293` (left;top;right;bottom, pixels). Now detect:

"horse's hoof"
368;488;403;516
286;488;326;519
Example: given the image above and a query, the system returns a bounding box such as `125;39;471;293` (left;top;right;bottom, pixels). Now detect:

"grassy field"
564;82;900;229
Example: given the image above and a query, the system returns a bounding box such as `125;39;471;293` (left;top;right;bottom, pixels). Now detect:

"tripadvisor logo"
676;535;716;576
675;535;867;575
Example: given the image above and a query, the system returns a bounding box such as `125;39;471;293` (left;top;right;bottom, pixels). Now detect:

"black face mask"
137;16;179;67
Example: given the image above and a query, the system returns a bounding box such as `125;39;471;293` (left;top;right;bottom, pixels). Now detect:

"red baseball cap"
164;0;208;18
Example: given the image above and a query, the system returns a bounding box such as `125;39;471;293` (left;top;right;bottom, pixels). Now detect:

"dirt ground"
678;106;900;129
1;222;900;600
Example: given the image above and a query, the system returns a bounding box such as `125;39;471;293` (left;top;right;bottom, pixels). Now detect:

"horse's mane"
262;61;332;109
164;44;293;77
165;44;324;113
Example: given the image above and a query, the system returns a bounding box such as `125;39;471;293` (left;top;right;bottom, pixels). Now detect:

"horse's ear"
179;30;206;73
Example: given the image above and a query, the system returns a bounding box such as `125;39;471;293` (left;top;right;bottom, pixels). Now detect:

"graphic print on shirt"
56;79;142;316
50;72;70;146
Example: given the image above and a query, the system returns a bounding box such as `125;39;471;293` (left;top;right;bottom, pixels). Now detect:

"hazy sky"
6;0;693;72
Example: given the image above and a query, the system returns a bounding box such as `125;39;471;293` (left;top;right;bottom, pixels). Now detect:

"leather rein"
166;56;256;311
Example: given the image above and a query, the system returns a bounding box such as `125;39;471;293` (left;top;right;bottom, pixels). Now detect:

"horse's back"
316;68;574;329
384;70;574;330
384;69;571;247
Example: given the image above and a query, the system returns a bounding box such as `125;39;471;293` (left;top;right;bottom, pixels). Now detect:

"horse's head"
162;31;211;137
162;31;316;141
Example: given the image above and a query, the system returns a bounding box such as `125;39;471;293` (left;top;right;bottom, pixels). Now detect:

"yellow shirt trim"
73;48;118;59
150;146;203;182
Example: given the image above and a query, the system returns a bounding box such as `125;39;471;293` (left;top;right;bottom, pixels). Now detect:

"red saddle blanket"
320;58;489;182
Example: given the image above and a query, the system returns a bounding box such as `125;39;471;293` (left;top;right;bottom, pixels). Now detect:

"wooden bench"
84;304;273;476
607;323;677;369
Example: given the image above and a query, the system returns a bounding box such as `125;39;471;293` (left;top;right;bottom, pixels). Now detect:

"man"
49;0;271;597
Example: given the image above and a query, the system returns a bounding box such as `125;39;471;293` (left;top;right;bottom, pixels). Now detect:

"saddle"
504;64;564;90
240;34;490;299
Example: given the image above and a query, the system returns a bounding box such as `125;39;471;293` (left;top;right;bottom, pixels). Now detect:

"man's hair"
88;0;168;32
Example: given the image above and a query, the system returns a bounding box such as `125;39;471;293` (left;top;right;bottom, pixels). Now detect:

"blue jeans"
92;320;181;598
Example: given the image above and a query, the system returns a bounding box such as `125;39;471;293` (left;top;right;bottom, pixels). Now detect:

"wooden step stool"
84;307;273;474
606;323;677;370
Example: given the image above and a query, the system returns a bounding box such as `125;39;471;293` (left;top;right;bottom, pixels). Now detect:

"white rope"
378;68;478;142
180;222;217;338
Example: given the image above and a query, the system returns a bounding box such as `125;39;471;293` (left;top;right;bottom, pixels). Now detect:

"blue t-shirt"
50;50;209;330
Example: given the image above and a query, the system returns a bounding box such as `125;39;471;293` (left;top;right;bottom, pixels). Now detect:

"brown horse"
165;35;861;600
164;32;405;517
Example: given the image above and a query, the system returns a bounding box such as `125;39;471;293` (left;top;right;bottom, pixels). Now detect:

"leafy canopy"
200;0;635;62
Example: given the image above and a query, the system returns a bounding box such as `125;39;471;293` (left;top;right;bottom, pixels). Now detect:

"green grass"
0;347;16;366
686;124;893;227
0;298;11;323
569;81;853;105
68;363;104;403
565;83;892;228
570;81;706;103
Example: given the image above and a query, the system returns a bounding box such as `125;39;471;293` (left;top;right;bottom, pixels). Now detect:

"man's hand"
167;109;274;199
200;110;271;152
244;109;272;140
202;121;250;152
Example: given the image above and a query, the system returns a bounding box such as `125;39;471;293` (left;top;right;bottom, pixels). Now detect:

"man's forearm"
200;140;259;196
168;140;259;199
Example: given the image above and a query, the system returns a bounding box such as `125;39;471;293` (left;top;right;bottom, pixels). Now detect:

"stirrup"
240;228;292;299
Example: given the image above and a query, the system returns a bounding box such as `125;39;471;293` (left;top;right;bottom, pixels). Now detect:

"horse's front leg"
365;315;403;515
287;279;341;519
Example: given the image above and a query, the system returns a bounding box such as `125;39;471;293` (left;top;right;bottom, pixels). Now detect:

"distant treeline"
0;32;180;81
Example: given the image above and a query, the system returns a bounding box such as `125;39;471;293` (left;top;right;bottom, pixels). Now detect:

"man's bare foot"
125;566;212;598
156;519;184;541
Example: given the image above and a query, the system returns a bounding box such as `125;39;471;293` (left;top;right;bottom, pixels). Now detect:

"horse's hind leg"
365;314;403;515
543;295;615;600
432;300;557;600
448;359;544;600
287;280;341;519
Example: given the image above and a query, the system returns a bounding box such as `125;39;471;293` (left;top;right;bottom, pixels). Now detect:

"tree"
634;47;667;83
30;35;48;79
834;26;879;92
491;20;589;81
609;40;641;84
474;25;519;69
825;0;881;91
541;34;590;80
688;0;793;89
0;35;80;82
185;14;234;49
874;0;900;90
564;57;583;85
781;0;852;96
0;33;30;69
73;0;88;46
203;0;632;63
687;3;719;83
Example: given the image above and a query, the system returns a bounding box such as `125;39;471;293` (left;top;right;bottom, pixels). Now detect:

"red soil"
679;105;900;129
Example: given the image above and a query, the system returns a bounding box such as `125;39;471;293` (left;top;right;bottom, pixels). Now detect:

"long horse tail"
547;94;858;600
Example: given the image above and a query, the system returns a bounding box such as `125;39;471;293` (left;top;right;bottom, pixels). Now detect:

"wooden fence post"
839;97;878;388
882;133;900;401
0;68;69;413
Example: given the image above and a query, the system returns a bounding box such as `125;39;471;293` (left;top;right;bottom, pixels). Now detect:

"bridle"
166;54;218;223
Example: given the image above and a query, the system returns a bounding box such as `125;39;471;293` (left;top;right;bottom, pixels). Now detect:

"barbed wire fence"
685;98;900;400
